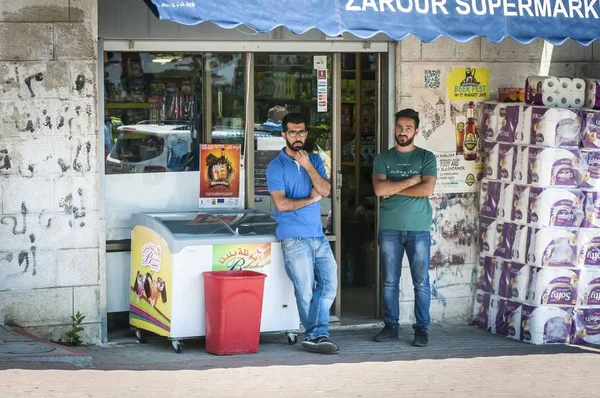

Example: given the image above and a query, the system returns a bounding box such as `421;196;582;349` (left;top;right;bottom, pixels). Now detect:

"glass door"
337;52;384;323
251;53;334;238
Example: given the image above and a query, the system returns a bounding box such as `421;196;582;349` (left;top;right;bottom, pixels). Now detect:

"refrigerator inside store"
129;209;300;352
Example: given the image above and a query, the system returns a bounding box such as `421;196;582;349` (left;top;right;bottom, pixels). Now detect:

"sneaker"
412;326;428;347
301;336;340;354
373;325;399;342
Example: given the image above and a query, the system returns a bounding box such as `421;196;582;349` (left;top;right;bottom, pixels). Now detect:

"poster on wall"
212;243;272;271
411;65;489;193
199;144;243;208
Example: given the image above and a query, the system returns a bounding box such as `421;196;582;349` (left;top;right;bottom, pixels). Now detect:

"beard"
286;139;304;152
395;135;414;147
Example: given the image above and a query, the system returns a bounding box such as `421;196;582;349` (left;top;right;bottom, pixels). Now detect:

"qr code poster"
424;69;442;90
409;65;489;194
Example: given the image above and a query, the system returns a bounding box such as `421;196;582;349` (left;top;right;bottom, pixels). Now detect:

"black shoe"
412;326;428;347
373;325;399;342
301;336;340;354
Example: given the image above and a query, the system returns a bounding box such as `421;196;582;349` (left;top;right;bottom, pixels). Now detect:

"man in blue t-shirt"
266;112;339;354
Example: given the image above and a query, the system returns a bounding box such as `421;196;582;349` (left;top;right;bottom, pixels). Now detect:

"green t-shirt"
372;146;437;232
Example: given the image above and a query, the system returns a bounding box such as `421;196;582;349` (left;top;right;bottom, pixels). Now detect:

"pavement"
0;323;599;397
0;324;91;367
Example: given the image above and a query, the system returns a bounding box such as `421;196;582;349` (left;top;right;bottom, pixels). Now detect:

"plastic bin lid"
203;270;267;279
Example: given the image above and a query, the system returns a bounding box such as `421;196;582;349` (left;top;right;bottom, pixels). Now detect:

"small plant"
64;311;86;346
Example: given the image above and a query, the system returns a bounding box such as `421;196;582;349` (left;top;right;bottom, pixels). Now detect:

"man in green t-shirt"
371;108;437;347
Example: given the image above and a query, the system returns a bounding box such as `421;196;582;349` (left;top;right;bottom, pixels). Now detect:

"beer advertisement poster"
199;144;243;208
410;64;489;194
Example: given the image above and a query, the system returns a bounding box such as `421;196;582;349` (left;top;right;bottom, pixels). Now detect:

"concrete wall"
396;37;600;325
0;1;100;344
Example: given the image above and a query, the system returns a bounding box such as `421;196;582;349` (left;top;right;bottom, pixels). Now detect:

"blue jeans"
281;236;338;340
378;229;431;330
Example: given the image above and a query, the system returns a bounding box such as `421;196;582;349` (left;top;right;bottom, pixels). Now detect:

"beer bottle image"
455;114;466;155
207;147;232;187
464;102;478;161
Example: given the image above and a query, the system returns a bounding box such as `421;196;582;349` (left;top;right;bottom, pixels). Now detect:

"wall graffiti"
0;190;88;278
24;72;44;97
430;193;478;267
0;149;11;171
0;202;28;235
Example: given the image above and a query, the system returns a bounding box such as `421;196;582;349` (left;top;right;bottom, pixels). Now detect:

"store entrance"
338;52;385;324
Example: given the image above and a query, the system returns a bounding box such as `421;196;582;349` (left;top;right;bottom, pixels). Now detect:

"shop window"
103;52;245;174
252;53;333;233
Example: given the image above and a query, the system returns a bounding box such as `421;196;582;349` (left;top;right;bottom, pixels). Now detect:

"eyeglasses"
286;130;307;137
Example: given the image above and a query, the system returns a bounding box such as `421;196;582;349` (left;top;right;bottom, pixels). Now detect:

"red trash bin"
203;270;267;355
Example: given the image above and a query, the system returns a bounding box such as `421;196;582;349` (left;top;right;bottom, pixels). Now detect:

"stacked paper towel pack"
474;76;600;346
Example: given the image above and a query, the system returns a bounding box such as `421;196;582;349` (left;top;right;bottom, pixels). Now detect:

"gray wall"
0;1;101;344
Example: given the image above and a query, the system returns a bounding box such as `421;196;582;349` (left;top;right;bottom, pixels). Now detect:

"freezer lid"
131;209;279;253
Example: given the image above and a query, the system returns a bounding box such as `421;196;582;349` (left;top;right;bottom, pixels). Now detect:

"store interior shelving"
340;53;378;291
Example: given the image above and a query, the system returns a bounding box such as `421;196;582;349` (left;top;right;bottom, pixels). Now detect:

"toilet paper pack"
525;76;559;105
581;110;600;148
492;223;513;260
483;141;500;180
481;102;521;142
526;228;577;268
526;267;579;306
582;148;600;169
520;305;574;345
510;184;530;223
571;308;600;346
584;79;600;110
525;146;582;187
496;223;527;261
580;150;600;189
494;299;522;340
480;217;503;256
480;102;498;140
582;190;600;228
480;180;502;219
472;290;493;330
512;146;527;184
525;76;585;108
576;228;600;267
527;187;584;228
521;106;581;147
577;268;600;306
497;261;531;302
477;256;499;294
511;222;531;264
498;144;517;182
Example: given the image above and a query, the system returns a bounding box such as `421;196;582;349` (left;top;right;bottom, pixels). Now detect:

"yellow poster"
129;226;173;337
447;67;489;101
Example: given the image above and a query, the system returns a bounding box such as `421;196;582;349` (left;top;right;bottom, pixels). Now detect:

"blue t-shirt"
266;149;327;240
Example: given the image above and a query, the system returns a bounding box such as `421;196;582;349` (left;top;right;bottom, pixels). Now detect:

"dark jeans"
378;229;432;330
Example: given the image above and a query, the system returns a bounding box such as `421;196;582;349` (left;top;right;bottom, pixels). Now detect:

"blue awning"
144;0;600;46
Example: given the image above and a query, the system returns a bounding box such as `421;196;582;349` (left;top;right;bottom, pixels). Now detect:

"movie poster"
199;144;243;208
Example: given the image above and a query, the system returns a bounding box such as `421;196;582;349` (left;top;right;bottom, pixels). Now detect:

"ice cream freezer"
129;209;300;353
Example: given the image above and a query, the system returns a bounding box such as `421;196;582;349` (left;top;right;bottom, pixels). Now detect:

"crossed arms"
372;174;436;198
270;160;331;212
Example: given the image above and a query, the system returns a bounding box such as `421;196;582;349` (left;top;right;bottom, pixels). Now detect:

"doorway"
337;52;386;324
